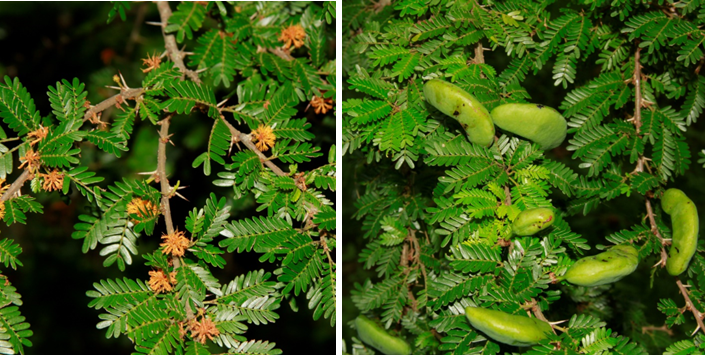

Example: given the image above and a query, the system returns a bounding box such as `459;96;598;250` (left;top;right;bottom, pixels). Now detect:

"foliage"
0;1;336;354
343;0;705;353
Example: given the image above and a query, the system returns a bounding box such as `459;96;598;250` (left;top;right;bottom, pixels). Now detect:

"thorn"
145;21;163;26
217;98;229;108
137;170;158;175
691;325;701;336
195;67;209;74
174;191;190;202
118;71;130;90
106;85;122;90
181;51;194;56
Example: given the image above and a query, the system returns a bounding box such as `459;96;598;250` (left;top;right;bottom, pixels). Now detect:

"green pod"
423;79;495;147
490;103;567;150
355;315;411;355
562;245;639;286
512;208;555;236
464;306;552;346
661;188;699;276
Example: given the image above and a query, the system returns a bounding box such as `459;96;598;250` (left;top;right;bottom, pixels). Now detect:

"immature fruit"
512;208;555;236
464;306;552;346
355;315;411;355
562;244;639;286
661;188;699;276
490;103;567;150
423;79;495;147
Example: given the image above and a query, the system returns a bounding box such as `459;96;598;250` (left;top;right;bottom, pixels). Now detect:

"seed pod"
490;103;567;150
512;208;555;236
355;315;411;355
464;306;552;346
661;188;699;276
562;244;639;286
423;79;495;147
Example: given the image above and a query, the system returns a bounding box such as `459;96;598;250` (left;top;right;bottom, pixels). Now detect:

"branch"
155;1;200;83
0;170;31;202
157;117;175;236
633;48;644;172
676;278;705;336
645;198;669;269
83;87;144;122
219;116;287;177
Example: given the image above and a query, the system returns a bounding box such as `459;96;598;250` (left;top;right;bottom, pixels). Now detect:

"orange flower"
141;52;162;73
0;201;5;220
310;96;333;114
127;198;159;219
18;150;41;172
189;316;220;344
251;125;276;152
148;269;177;294
160;229;190;257
279;24;306;49
27;125;48;146
41;169;64;192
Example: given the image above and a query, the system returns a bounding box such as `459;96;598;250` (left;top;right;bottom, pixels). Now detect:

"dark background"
0;2;335;354
342;9;705;355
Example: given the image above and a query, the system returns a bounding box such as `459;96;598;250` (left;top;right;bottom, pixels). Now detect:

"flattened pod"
490;103;567;150
512;208;555;236
423;79;495;147
562;245;639;286
355;315;411;355
464;306;552;346
662;188;699;276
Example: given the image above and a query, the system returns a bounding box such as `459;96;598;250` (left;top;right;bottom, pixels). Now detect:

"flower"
0;201;5;220
27;126;49;146
278;24;306;49
160;229;190;257
41;169;64;192
189;316;220;344
18;150;41;172
141;52;162;73
310;96;333;114
148;269;176;294
127;197;159;219
251;125;276;152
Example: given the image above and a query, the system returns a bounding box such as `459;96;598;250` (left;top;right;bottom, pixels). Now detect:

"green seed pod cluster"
661;188;699;276
355;315;411;355
464;306;552;346
423;79;495;147
562;244;639;287
490;103;567;150
512;208;555;236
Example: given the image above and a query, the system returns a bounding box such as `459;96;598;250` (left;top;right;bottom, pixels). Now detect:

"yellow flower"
251;125;276;152
18;150;41;172
127;197;159;219
160;229;190;257
310;95;333;115
279;24;306;49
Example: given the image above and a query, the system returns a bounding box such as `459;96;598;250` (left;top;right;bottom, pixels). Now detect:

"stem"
0;170;31;202
676;278;705;335
83;88;145;122
157;117;175;236
633;48;644;172
155;2;200;83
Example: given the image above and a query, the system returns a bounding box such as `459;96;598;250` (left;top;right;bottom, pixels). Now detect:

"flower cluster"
251;125;276;152
160;229;190;257
127;197;159;219
148;269;176;294
41;170;64;192
278;24;306;49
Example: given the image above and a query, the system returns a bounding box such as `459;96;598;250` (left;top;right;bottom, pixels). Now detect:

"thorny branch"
156;1;200;83
0;170;31;202
676;278;705;336
83;87;145;122
218;116;287;177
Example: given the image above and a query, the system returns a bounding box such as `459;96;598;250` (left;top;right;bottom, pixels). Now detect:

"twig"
633;48;644;172
676;278;705;336
83;88;145;122
0;170;31;202
641;324;674;336
474;42;485;64
219;116;287;176
503;185;511;206
156;116;175;236
267;47;294;61
155;2;200;83
645;197;669;270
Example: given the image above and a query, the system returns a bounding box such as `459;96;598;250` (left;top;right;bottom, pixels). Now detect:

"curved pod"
355;315;411;355
464;306;552;346
562;244;639;286
512;208;555;236
490;103;567;150
423;79;495;147
662;188;699;276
